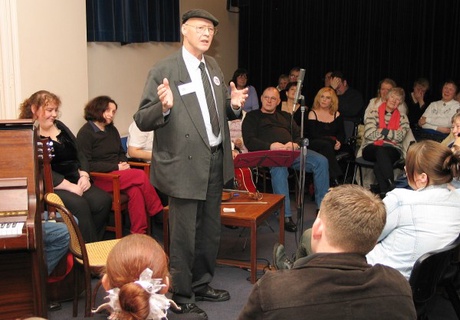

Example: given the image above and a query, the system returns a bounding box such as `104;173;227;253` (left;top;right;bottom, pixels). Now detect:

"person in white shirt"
417;80;460;141
366;140;460;279
127;121;153;162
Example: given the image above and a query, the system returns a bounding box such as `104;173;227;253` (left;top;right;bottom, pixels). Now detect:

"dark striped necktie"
199;62;220;137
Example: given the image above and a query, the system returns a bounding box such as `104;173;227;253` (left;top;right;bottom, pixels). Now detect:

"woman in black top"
19;90;111;243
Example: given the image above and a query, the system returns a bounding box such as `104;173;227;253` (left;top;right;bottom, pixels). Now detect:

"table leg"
250;220;257;284
279;198;285;245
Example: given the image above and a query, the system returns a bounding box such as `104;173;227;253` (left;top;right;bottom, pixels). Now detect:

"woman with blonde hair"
96;234;176;319
367;140;460;279
19;90;111;243
306;87;345;185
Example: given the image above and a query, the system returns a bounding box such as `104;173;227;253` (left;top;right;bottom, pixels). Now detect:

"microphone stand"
291;68;308;238
296;98;308;236
297;137;308;234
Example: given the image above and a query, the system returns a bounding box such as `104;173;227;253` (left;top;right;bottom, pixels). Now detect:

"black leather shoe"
171;303;208;319
284;217;297;232
272;242;293;270
195;285;230;302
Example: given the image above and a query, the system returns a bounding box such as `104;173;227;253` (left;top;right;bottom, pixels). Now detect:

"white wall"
5;0;238;136
16;0;88;133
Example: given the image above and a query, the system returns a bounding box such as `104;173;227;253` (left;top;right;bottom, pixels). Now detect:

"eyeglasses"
263;96;278;102
184;24;218;36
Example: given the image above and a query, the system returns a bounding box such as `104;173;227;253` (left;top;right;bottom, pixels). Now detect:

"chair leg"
113;207;123;239
84;267;92;317
92;279;104;312
73;265;79;317
352;164;358;185
343;161;352;184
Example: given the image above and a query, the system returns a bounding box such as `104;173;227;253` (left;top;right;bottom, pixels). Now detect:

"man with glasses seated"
242;87;330;232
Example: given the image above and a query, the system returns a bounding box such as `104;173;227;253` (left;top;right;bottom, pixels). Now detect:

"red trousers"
93;168;163;234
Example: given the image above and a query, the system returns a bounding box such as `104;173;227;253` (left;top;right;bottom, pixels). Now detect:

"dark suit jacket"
134;49;234;200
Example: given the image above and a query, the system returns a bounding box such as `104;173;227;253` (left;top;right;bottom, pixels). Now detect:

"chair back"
343;120;357;141
44;193;88;267
409;233;460;303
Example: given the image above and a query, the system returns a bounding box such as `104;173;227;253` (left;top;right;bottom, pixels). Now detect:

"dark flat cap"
182;9;219;27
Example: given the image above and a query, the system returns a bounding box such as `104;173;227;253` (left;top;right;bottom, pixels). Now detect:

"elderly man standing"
134;9;248;319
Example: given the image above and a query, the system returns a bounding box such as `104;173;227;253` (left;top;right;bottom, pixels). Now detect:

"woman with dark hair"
77;96;163;235
229;68;259;112
367;140;460;279
19;90;111;243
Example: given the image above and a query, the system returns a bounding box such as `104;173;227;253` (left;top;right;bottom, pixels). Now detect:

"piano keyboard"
0;222;25;236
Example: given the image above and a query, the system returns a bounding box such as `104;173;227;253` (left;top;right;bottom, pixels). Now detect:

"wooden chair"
409;234;460;319
90;160;150;239
44;192;120;317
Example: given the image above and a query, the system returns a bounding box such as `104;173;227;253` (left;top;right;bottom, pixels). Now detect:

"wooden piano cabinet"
0;120;47;319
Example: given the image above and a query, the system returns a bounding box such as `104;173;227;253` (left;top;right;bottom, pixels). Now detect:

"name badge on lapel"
178;82;195;96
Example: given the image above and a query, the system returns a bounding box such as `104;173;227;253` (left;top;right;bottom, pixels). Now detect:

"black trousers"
362;144;401;193
168;149;224;304
55;185;111;243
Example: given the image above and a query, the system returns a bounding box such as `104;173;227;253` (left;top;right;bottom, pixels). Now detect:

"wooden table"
218;193;285;283
163;193;285;284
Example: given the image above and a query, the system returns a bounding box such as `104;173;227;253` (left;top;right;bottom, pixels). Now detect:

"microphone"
293;68;306;112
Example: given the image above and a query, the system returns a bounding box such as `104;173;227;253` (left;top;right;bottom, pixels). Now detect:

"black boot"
272;243;293;270
284;217;297;232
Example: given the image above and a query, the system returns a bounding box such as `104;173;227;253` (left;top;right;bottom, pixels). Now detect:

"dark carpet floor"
48;195;458;320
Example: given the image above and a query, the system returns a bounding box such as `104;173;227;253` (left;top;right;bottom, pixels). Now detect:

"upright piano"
0;120;47;319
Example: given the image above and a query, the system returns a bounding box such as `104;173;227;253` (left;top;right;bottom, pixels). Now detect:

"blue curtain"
86;0;180;43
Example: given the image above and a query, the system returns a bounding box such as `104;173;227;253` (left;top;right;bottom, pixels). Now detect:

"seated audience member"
280;81;301;114
417;80;460;141
441;111;460;148
306;87;345;185
228;111;248;155
329;71;364;123
366;140;460;279
44;221;70;275
276;74;289;92
364;78;407;119
19;90;111;243
127;120;168;207
323;71;332;87
451;135;460;189
241;184;416;320
361;87;409;197
77;96;163;235
95;234;176;320
228;68;259;112
279;67;302;102
406;77;431;129
242;87;330;232
127;120;153;162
